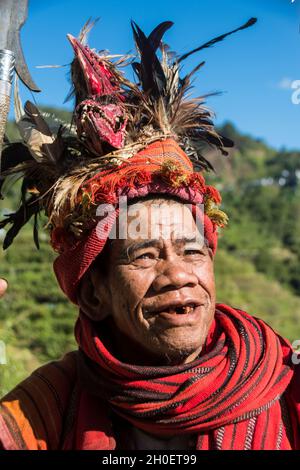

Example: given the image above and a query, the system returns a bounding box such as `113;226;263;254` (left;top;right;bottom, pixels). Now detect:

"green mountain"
0;110;299;395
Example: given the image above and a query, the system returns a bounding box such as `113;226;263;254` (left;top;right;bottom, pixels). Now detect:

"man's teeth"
145;304;197;316
166;305;195;314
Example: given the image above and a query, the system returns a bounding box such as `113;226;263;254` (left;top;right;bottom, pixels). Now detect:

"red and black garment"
1;304;299;450
64;303;300;450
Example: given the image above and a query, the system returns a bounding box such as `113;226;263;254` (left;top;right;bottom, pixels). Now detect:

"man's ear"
77;265;111;321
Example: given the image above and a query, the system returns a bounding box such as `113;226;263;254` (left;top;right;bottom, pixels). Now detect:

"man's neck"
100;317;202;366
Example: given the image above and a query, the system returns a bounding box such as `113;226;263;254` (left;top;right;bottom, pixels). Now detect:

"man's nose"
151;257;198;293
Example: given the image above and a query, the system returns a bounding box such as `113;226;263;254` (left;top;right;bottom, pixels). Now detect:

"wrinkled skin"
79;198;216;366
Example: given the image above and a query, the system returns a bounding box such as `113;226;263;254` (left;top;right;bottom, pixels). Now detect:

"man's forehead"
120;199;203;242
127;199;196;225
128;233;203;246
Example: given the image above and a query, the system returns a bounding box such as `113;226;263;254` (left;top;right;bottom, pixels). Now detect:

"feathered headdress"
0;18;257;252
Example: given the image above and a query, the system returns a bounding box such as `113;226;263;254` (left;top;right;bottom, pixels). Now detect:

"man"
0;18;299;450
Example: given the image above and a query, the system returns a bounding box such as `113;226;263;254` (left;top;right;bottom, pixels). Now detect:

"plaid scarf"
70;303;299;449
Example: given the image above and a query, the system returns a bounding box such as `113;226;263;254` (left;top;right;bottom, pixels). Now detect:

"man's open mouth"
145;303;199;316
162;304;196;315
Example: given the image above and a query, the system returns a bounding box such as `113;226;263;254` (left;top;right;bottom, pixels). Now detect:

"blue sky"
16;0;300;150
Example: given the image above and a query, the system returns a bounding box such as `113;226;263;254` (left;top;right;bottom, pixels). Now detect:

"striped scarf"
1;304;299;449
72;303;299;449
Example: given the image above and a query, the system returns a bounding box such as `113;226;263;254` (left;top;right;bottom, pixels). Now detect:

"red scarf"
64;304;300;450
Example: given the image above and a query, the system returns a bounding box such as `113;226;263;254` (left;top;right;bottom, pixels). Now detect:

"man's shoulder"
0;350;79;450
216;303;285;332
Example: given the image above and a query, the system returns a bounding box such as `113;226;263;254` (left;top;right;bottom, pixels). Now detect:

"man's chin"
144;333;206;365
145;322;212;364
158;345;203;366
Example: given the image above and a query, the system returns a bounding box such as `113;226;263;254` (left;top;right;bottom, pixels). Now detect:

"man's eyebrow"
173;235;203;244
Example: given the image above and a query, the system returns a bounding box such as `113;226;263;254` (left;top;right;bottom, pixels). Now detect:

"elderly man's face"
91;198;216;364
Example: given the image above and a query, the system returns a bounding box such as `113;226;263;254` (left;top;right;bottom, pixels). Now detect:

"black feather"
195;156;215;172
178;17;257;63
0;196;40;250
33;212;40;249
0;144;34;198
191;153;215;172
201;132;233;155
181;137;216;172
131;21;168;96
180;60;206;92
147;21;174;51
1;143;33;173
219;134;234;149
131;62;141;78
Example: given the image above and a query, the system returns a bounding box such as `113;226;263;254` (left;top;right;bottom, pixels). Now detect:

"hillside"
0;110;299;396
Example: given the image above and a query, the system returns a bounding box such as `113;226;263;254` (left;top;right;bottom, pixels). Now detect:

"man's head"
78;196;216;366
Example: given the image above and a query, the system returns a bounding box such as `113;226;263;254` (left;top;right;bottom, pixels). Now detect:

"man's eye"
130;252;158;267
132;252;157;261
184;249;204;256
136;252;155;260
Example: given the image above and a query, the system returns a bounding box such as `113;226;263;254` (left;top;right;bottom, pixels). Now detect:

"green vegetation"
0;112;299;396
